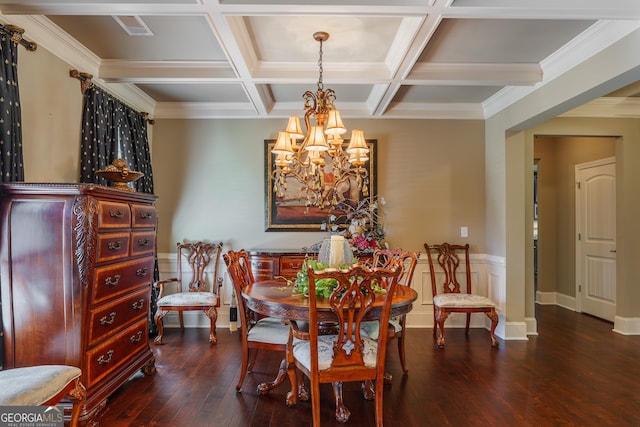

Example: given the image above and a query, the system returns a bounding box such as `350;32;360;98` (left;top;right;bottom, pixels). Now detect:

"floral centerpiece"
288;258;387;297
326;196;388;254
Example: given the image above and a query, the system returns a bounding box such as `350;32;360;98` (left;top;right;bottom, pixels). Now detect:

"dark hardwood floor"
95;305;640;426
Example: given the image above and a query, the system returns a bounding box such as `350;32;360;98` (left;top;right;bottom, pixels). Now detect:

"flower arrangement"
288;258;387;297
326;196;388;254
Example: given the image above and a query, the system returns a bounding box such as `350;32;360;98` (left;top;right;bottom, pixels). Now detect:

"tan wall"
19;43;83;182
151;118;487;255
534;136;616;296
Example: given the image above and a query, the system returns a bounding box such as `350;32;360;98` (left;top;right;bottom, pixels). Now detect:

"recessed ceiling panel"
270;84;372;103
48;15;225;61
246;16;401;62
419;19;596;63
137;83;249;103
393;85;502;103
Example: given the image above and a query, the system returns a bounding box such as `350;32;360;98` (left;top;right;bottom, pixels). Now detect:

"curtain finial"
69;69;94;94
2;24;36;51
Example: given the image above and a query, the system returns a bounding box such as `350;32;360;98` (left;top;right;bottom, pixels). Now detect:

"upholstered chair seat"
433;293;497;307
0;365;86;427
157;291;217;307
292;334;378;371
247;317;290;345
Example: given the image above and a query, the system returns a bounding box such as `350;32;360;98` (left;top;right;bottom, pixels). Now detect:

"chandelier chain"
317;38;324;90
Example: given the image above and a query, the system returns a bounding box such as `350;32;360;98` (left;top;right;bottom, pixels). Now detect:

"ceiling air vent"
113;16;153;36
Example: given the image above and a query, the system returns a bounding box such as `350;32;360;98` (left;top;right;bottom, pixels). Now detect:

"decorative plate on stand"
96;159;144;192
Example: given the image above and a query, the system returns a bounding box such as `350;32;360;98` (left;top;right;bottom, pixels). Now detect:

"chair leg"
487;308;500;347
332;382;350;423
154;309;168;345
236;347;249;392
374;378;384;427
465;312;471;334
434;306;449;348
178;311;184;332
247;348;257;372
204;307;218;344
68;378;87;427
311;378;321;427
285;348;298;407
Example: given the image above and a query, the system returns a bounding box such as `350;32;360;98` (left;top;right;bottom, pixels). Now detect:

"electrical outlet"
461;226;468;238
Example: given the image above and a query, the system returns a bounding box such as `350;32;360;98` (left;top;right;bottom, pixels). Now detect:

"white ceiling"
1;0;640;120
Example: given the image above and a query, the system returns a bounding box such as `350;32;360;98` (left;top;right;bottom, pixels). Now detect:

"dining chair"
286;264;402;427
154;241;224;345
223;249;291;393
368;248;418;375
425;242;499;348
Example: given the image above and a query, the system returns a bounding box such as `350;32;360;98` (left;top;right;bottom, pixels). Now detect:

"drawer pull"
132;299;145;310
130;331;143;343
105;274;121;287
100;312;116;326
97;350;114;365
136;267;148;277
108;241;123;251
137;238;150;247
109;209;124;219
139;211;154;219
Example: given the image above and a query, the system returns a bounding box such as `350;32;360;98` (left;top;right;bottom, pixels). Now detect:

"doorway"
533;136;616;312
575;157;616;321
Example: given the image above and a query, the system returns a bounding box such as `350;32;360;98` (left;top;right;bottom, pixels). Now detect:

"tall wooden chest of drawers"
0;183;157;423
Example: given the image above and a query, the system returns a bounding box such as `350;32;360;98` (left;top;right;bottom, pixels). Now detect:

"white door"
575;157;616;321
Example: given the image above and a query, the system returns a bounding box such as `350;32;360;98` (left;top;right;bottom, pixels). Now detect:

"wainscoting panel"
156;251;508;335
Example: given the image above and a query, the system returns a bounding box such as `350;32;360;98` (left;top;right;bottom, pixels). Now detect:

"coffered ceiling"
1;0;640;120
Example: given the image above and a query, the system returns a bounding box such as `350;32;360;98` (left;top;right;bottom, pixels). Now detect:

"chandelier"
271;31;370;208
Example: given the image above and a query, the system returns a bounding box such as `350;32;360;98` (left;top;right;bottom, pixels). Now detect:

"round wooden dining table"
242;279;418;420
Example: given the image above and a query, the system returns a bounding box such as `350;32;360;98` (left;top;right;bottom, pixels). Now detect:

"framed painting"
265;138;377;231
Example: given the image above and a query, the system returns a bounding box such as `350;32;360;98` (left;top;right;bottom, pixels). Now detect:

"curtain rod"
69;69;154;125
0;24;37;51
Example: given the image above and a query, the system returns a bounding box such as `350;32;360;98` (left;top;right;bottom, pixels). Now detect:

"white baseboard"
535;291;576;311
613;316;640;335
556;293;576;311
525;316;538;336
535;291;556;305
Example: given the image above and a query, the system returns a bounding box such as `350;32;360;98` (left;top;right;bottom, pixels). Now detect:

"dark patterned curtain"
0;30;23;182
79;84;159;336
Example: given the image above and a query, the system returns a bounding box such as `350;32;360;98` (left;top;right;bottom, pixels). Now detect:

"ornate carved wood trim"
73;196;98;287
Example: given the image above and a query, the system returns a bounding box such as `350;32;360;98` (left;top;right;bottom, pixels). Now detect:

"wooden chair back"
306;265;401;372
177;241;223;293
372;248;418;287
370;248;419;374
425;242;472;296
223;249;255;329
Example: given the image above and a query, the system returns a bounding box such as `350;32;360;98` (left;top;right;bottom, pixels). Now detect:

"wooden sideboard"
247;250;373;282
0;183;157;424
